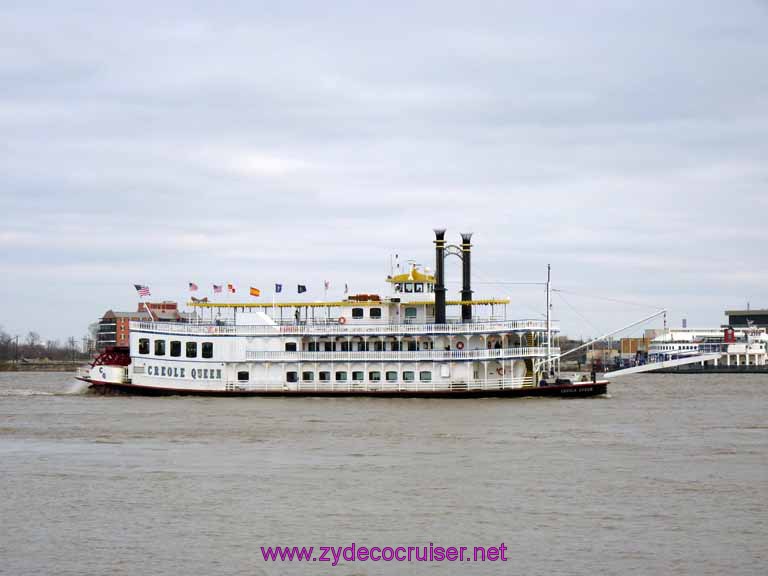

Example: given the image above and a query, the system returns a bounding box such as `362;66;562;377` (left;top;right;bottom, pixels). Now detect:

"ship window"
395;283;402;293
352;308;364;319
138;338;149;355
369;371;381;381
357;341;368;351
319;371;331;382
404;283;413;293
374;341;384;351
307;342;318;352
403;371;415;382
202;342;213;358
390;341;401;351
285;342;297;352
186;342;197;358
352;371;364;381
154;340;165;356
237;371;249;381
302;371;314;381
386;371;398;382
370;307;382;319
407;340;417;351
405;307;417;319
335;371;347;382
415;283;424;293
286;371;298;383
170;341;181;357
420;371;432;382
341;341;350;352
324;342;334;352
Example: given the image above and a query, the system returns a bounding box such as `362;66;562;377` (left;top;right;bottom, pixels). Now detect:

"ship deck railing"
245;346;558;362
223;376;536;393
132;318;558;337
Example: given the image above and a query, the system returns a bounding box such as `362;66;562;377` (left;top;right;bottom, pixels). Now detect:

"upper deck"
132;318;558;337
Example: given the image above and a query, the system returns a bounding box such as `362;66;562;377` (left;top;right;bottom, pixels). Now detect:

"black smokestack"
434;229;447;324
461;232;473;322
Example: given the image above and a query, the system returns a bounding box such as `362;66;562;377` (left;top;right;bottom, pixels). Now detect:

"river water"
0;372;765;575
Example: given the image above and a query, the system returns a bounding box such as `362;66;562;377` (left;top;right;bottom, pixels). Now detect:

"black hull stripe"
77;377;608;399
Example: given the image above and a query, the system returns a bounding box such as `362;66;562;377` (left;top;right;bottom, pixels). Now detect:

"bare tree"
66;337;77;363
25;331;41;348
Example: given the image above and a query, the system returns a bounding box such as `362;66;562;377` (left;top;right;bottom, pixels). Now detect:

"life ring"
338;316;347;325
496;367;504;376
456;341;464;350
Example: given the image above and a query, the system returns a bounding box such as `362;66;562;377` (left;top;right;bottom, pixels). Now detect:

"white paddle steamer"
78;230;607;398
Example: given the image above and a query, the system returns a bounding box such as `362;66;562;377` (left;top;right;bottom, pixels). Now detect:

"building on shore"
97;302;190;350
725;308;768;329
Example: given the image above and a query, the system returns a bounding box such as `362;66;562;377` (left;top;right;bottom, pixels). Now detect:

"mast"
546;264;551;375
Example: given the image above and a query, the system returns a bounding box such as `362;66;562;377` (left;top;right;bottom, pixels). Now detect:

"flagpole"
142;292;155;322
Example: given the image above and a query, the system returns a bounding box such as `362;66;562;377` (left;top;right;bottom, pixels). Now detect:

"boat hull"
77;377;608;399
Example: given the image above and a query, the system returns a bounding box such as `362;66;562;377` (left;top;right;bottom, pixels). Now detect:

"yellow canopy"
387;265;435;284
188;298;509;309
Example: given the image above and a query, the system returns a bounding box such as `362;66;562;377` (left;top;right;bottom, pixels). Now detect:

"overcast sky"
1;0;767;342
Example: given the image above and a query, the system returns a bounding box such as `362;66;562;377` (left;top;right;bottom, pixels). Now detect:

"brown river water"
1;371;766;575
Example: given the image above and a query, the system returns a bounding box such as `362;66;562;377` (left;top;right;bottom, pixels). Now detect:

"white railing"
131;319;558;337
245;346;558;362
223;376;534;393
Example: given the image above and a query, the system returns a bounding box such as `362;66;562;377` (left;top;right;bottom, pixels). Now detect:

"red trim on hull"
77;377;608;399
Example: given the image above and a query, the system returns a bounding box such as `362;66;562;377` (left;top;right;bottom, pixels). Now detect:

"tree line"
0;326;91;363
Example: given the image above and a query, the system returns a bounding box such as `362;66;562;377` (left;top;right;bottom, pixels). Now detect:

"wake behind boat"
76;230;608;398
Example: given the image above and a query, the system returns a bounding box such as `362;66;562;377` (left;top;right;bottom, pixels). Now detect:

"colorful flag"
250;287;261;297
213;284;223;294
227;283;236;293
344;283;348;294
297;284;307;294
191;296;209;303
134;284;151;297
275;283;283;293
188;282;198;292
324;280;330;290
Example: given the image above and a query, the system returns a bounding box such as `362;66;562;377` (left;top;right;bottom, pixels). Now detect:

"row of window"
656;345;697;351
138;338;214;358
287;341;435;352
237;370;433;383
348;307;419;319
393;283;433;293
351;307;382;319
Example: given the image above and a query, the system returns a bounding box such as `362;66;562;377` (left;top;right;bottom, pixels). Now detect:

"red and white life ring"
456;341;464;350
338;316;347;325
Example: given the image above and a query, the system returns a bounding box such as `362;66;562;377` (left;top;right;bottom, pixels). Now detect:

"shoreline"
0;362;82;373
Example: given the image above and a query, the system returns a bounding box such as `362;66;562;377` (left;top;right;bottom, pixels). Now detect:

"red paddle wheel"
91;346;131;368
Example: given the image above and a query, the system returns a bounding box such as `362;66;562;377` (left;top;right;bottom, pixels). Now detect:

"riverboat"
77;230;608;398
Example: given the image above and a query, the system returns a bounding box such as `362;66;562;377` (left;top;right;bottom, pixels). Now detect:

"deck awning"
187;298;510;309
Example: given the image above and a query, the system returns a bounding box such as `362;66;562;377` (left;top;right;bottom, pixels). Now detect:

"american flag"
188;282;198;292
134;284;151;297
213;284;223;294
